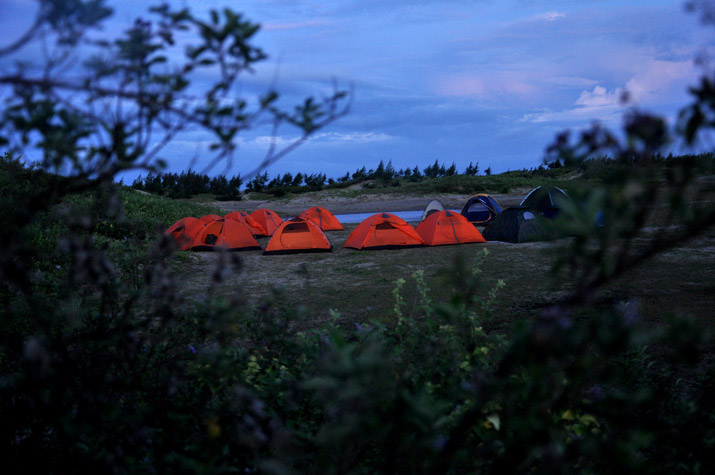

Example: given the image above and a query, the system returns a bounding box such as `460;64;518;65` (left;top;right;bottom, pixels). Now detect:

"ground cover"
170;190;715;337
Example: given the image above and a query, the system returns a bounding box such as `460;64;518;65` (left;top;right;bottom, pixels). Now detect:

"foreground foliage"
2;0;715;473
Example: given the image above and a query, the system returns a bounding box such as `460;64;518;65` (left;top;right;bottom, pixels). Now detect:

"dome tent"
344;213;424;250
190;218;261;251
165;217;204;251
416;210;486;246
460;194;502;226
520;186;569;219
264;217;332;254
420;199;445;223
250;209;283;237
482;207;548;243
298;206;344;231
198;214;224;225
224;210;266;236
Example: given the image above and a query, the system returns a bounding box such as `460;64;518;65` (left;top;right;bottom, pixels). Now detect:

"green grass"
170;221;715;337
247;169;584;201
119;188;223;229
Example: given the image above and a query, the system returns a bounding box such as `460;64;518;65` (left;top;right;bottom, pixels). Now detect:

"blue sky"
1;0;713;179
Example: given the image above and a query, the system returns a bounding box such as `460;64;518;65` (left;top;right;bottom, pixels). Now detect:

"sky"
1;0;713;180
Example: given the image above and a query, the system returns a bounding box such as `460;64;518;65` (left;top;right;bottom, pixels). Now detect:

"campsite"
2;0;715;472
165;183;715;333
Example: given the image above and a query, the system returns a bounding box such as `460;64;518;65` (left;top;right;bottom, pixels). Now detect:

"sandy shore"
212;190;527;216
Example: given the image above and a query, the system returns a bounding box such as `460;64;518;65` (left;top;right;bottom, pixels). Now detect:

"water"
333;209;460;224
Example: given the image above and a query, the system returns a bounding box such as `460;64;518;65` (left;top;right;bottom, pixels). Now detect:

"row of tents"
165;186;571;253
428;185;569;242
166;206;486;254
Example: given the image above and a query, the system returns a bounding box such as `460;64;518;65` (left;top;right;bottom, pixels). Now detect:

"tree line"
131;159;485;198
131;170;243;200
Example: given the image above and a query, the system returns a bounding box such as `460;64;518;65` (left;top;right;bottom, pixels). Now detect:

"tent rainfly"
250;209;283;237
520;186;569;219
198;214;224;225
298;206;344;231
416;210;486;246
420;199;446;223
460;194;502;226
264;217;332;254
344;213;424;250
191;218;262;251
225;210;267;236
165;217;205;251
481;207;548;243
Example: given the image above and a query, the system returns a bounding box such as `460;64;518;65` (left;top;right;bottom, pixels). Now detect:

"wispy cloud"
435;73;536;100
532;11;565;22
248;131;394;147
262;19;331;31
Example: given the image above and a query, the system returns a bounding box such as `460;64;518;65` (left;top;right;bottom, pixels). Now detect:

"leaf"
579;414;600;427
486;413;500;431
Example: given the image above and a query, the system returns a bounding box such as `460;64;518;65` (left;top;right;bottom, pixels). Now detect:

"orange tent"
416;210;486;246
224;210;266;236
191;218;261;251
264;218;332;254
199;214;224;225
165;217;205;251
343;213;424;250
298;206;344;231
250;209;283;236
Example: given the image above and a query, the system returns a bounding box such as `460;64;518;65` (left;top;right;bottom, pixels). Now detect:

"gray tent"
482;207;548;243
520;186;569;219
420;199;445;222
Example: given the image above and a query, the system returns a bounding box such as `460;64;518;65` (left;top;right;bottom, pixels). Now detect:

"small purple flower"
189;345;197;354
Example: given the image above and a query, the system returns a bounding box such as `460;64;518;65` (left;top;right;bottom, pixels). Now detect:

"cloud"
435;72;536;100
521;58;699;124
624;59;695;104
262;19;331;31
521;85;626;124
248;131;394;147
531;11;565;22
546;76;600;88
311;131;394;143
575;85;625;108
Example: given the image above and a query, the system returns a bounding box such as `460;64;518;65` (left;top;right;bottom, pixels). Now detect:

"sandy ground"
211;190;528;216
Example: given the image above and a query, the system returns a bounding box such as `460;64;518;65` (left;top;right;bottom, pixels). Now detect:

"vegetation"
1;0;715;473
132;153;714;200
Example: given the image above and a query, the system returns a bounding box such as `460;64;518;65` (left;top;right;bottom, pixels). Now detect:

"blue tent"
460;194;503;226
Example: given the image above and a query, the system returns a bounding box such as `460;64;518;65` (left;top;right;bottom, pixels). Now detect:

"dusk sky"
1;0;713;180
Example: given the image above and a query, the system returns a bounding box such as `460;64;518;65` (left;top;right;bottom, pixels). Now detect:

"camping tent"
191;218;261;251
198;214;224;225
298;206;344;231
520;186;569;219
460;194;502;226
264;217;332;254
224;210;266;236
344;213;424;250
250;209;283;237
416;210;486;246
165;217;204;251
420;199;445;222
482;207;548;243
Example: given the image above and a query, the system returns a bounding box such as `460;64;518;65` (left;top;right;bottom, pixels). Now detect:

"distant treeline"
130;153;714;199
131;159;483;198
132;171;243;200
244;159;481;195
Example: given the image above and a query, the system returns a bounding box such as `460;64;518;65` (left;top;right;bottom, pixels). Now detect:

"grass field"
170;201;715;337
